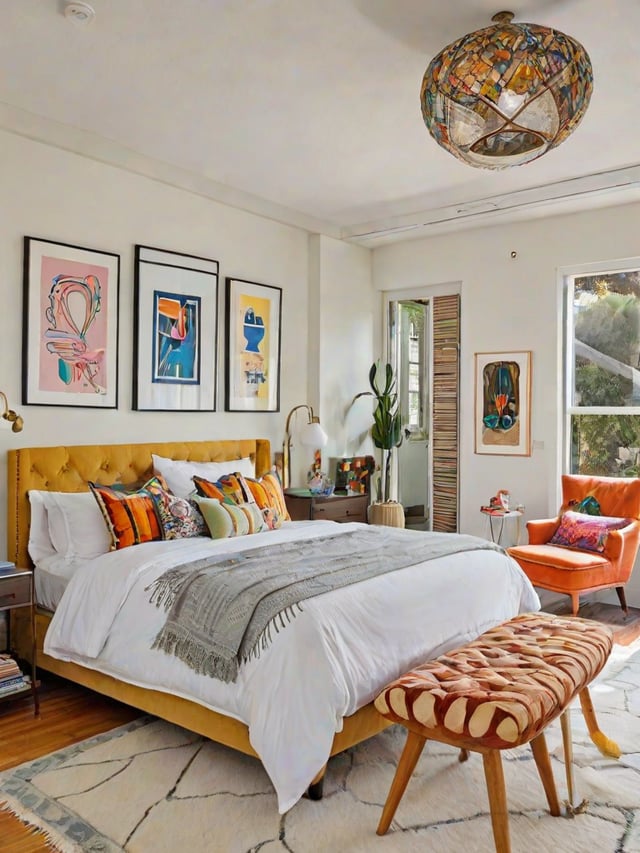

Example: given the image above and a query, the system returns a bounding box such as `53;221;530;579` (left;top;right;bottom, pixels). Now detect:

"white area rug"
1;639;639;853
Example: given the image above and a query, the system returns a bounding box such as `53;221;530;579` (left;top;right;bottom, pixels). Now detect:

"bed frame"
7;438;390;794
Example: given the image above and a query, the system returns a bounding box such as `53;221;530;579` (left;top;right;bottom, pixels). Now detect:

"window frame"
563;256;640;475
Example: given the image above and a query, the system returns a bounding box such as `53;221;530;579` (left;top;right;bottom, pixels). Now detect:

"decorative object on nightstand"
354;362;404;528
0;566;39;715
334;456;376;496
282;404;328;489
284;489;369;524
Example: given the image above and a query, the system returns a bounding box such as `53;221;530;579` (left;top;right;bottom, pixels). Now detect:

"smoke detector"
64;2;95;25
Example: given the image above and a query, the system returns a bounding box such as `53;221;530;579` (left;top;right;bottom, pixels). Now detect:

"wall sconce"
282;404;328;489
0;391;23;433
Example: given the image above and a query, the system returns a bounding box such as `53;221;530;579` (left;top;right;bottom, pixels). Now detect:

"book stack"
0;653;27;696
0;560;16;575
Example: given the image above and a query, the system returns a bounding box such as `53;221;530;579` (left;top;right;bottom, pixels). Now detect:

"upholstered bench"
374;613;620;853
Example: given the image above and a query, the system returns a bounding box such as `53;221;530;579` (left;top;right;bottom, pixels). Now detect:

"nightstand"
284;490;369;524
0;568;39;715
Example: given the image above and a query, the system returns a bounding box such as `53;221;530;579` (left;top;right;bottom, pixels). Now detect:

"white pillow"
28;491;57;564
152;454;256;498
31;490;112;560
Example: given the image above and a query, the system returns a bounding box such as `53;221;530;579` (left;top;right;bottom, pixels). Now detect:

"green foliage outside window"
571;270;640;476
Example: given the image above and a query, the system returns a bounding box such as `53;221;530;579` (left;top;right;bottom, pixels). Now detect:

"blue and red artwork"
152;290;200;384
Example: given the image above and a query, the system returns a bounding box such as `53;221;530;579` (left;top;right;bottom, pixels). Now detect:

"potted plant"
355;361;404;527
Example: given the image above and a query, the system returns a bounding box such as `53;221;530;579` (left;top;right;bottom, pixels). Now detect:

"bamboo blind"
432;294;460;532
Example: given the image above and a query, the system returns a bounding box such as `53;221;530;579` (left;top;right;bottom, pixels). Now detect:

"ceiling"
2;0;640;246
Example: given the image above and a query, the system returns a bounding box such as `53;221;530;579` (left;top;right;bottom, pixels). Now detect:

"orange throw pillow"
89;481;162;550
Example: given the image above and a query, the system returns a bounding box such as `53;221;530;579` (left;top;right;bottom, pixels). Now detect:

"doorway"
387;292;460;532
389;299;430;530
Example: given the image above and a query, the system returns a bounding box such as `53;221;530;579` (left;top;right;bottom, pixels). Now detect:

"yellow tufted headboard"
7;438;271;569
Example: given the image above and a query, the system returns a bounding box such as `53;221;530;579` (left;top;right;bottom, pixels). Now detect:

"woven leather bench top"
374;613;613;750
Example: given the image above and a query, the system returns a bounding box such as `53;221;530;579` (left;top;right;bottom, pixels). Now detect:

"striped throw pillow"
89;480;162;550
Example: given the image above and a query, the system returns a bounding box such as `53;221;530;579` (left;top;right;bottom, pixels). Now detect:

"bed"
7;437;540;813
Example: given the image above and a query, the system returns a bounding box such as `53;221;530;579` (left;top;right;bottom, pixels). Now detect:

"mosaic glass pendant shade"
420;11;593;169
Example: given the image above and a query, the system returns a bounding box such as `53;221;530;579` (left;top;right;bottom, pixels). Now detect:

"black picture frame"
22;236;120;408
133;245;219;412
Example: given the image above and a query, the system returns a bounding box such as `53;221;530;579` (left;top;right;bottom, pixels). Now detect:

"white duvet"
44;520;540;813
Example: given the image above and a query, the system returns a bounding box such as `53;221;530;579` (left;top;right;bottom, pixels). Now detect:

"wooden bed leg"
307;765;327;800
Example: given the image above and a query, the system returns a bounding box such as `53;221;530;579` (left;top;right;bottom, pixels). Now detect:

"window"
566;263;640;476
393;301;428;440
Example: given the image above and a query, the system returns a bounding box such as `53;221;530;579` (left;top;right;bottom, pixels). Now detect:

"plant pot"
368;501;405;529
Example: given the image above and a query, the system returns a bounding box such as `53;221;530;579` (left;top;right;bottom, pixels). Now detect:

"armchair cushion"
548;510;631;553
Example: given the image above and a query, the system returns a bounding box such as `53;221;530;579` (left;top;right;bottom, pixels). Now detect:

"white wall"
285;235;376;486
0;129;315;558
373;200;640;606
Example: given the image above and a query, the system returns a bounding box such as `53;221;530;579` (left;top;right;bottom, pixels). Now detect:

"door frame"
383;283;461;531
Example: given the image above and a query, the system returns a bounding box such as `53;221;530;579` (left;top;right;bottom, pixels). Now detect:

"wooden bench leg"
578;687;621;758
529;732;561;816
482;750;511;853
560;708;577;808
377;730;427;836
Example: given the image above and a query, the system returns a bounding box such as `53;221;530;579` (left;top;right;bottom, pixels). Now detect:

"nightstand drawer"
312;495;368;523
0;574;31;609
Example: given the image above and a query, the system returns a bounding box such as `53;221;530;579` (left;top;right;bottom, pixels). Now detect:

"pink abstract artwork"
38;255;110;395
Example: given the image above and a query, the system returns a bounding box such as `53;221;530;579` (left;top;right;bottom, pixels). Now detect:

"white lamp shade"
300;420;328;448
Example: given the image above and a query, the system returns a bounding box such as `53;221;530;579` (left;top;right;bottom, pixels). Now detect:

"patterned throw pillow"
568;495;602;516
548;510;631;553
89;479;163;550
193;470;288;527
244;471;291;521
144;477;208;540
192;474;234;503
194;497;266;538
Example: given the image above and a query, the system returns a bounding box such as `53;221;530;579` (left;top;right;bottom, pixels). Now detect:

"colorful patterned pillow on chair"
548;510;631;553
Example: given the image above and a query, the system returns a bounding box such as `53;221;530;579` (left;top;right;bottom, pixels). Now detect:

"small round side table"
480;509;523;546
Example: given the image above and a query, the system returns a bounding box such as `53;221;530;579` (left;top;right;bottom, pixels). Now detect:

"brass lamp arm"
0;391;24;433
282;404;321;489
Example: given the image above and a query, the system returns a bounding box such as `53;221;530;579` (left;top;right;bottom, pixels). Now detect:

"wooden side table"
284;490;369;524
0;568;39;715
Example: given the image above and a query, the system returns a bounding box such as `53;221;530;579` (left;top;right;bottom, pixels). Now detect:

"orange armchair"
508;474;640;616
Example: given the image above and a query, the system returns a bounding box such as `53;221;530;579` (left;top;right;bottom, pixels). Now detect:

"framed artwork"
133;245;219;411
225;277;282;412
474;351;532;456
22;236;120;408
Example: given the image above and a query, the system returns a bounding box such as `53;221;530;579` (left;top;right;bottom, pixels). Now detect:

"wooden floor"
1;601;639;853
0;677;140;853
543;600;640;645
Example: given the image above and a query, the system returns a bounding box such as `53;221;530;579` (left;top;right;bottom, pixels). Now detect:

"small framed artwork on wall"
133;245;219;411
22;236;120;408
474;350;532;456
225;277;282;412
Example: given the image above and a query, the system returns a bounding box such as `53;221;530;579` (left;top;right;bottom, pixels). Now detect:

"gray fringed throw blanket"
148;526;502;683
